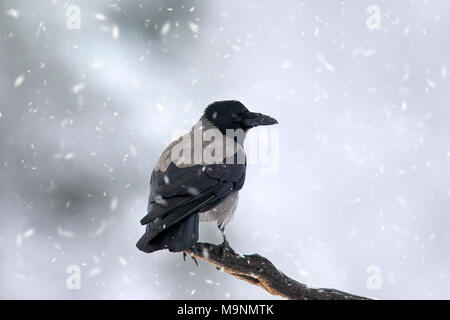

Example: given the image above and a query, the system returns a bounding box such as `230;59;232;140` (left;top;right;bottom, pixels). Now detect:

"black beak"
240;112;278;129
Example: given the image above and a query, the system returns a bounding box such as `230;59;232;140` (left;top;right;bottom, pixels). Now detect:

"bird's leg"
218;223;235;259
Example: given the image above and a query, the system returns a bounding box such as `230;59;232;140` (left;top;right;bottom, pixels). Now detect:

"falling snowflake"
72;82;85;94
317;52;334;72
57;226;75;238
94;13;106;21
110;197;118;211
118;256;128;266
14;74;25;87
90;60;104;69
89;267;102;277
188;22;199;33
160;21;171;35
281;61;292;69
112;25;119;39
6;8;20;18
23;228;35;238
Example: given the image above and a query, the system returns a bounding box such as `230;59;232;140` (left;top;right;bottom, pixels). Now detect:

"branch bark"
185;242;370;300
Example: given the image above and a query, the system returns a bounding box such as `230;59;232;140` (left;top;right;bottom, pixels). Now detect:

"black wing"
136;161;246;253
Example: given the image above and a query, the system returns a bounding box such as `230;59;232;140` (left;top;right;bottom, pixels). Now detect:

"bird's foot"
183;244;200;267
218;238;235;260
182;252;199;266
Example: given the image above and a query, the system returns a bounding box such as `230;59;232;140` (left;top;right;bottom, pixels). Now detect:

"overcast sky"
1;0;450;299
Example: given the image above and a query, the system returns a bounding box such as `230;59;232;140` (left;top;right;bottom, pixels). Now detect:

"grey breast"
199;190;239;229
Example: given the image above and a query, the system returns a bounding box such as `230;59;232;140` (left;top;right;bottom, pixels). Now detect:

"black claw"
183;251;199;266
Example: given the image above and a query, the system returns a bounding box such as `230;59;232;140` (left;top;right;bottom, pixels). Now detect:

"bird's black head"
203;100;278;134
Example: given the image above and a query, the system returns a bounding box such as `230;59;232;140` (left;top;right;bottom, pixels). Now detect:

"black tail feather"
136;213;199;253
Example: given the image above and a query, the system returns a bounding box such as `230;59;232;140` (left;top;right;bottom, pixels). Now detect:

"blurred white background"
1;0;450;299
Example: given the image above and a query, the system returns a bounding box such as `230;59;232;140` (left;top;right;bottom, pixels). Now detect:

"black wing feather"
136;161;246;253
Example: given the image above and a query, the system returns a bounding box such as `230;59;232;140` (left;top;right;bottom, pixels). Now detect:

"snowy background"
1;0;450;299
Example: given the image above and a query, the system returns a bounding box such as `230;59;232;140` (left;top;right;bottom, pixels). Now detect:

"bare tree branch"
185;242;370;300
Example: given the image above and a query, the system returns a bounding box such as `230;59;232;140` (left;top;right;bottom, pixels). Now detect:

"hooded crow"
136;100;278;254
